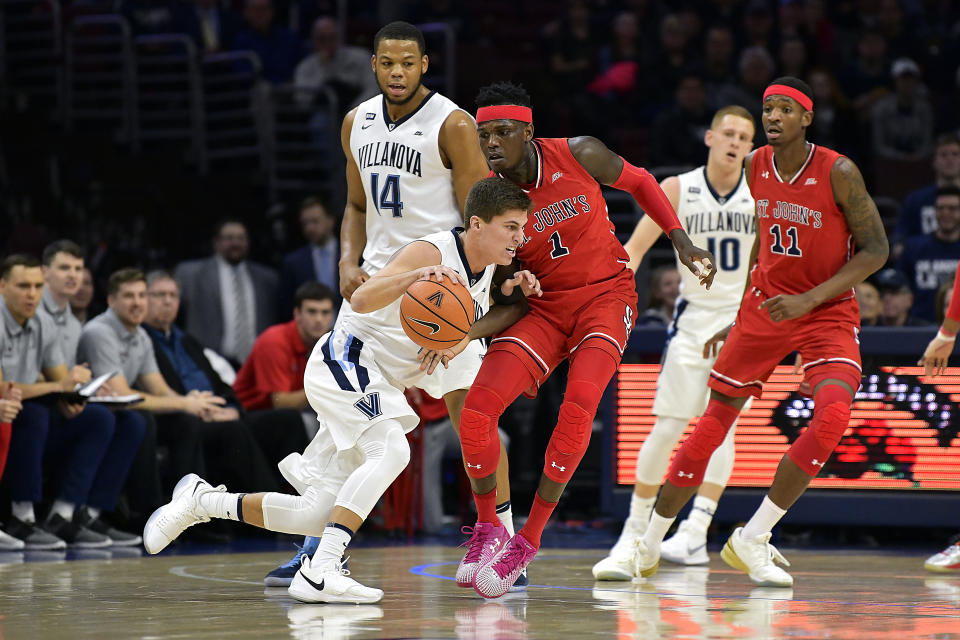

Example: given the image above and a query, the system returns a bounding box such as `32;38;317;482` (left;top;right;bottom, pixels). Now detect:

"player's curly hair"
475;82;532;109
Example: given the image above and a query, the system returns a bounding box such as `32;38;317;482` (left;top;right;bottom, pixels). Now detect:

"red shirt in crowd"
233;320;310;410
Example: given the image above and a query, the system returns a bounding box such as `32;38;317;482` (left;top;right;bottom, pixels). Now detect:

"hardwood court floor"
1;545;958;639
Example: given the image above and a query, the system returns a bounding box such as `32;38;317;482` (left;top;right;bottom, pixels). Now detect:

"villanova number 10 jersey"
674;167;755;311
350;92;465;275
505;138;630;296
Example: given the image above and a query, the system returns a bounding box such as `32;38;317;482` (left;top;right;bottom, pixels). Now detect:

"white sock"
496;501;515;537
686;496;717;538
741;496;787;540
642;511;676;555
197;491;243;522
50;500;75;522
86;506;101;520
12;501;35;524
314;524;352;568
628;494;655;525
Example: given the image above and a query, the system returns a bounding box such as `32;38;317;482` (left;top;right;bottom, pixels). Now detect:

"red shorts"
487;270;638;394
709;287;862;399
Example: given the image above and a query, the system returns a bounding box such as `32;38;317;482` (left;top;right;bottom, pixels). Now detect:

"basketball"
400;277;475;350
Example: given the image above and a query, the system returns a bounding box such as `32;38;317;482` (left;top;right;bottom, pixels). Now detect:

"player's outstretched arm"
567;136;716;288
919;263;960;376
350;241;465;314
339;108;369;301
761;157;889;321
439;110;490;213
623;176;680;271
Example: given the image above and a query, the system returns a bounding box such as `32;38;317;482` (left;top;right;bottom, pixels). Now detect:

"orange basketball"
400;277;475;350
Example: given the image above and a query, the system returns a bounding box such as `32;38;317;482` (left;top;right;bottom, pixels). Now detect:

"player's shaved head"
374;21;425;56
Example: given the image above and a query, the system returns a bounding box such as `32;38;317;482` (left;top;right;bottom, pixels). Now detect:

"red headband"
475;105;533;124
763;84;813;111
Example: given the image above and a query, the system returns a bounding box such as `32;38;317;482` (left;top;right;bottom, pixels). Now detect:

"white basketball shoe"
720;527;793;587
592;517;647;581
288;555;383;604
143;473;225;554
924;542;960;573
660;520;709;566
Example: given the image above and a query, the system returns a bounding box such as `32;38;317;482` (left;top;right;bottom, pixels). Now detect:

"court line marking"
170;564;265;586
407;558;960;613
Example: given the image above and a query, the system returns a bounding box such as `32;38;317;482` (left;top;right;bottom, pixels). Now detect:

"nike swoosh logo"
361;124;373;129
687;543;706;555
302;573;326;593
192;481;203;495
409;318;440;334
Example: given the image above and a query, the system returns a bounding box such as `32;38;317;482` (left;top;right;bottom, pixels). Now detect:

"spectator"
175;220;280;366
898;186;960;322
71;267;96;324
638;266;681;326
778;35;808;79
855;281;881;327
807;67;855;154
648;74;711;168
702;25;736;91
0;255;117;549
171;0;241;52
874;268;930;327
279;197;339;317
545;0;595;94
839;28;889;114
232;0;301;85
712;46;775;144
38;241;147;546
142;270;307;483
893;133;960;250
233;281;334;417
645;13;693;104
293;16;377;111
741;0;775;51
871;58;934;161
38;240;86;367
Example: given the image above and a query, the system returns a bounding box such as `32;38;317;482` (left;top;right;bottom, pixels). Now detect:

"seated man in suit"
175;219;279;367
143;270;307;483
279;197;339;318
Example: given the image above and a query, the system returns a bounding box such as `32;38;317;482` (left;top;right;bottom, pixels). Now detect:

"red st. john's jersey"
494;138;630;294
748;143;855;304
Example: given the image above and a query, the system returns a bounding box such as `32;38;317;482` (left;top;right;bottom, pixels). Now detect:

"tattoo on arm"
833;157;888;258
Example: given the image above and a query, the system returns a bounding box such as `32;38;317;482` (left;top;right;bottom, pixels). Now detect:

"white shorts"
278;425;363;497
303;329;420;452
653;301;740;418
416;338;485;398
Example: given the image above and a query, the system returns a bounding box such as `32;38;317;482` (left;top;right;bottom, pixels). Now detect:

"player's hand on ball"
417;337;469;374
759;293;815;322
918;332;956;377
340;263;369;301
416;265;467;287
501;270;542;298
702;323;733;358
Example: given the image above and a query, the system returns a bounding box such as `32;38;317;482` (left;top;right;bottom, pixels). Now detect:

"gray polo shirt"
78;308;159;384
36;288;83;369
0;300;64;384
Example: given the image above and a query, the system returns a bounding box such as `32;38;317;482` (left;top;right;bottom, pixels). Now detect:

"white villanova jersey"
333;229;494;390
674;167;755;311
350;92;465;276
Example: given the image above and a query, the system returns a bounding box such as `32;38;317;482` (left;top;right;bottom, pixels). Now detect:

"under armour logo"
552;171;563;183
677;470;694;478
551;461;566;472
466;462;482;469
489;538;500;552
762;171;770;179
804;177;817;185
812;459;825;468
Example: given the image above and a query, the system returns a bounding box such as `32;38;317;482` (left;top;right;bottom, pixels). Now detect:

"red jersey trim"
771;143;816;185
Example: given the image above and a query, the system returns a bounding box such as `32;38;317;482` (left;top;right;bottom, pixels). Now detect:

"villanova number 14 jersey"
675;167;755;311
503;138;630;297
350;92;464;275
748;144;855;305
